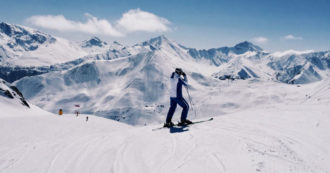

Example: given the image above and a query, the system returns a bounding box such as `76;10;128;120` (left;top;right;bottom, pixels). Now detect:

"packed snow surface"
1;86;330;173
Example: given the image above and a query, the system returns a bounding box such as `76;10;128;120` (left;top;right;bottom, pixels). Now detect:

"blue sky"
1;0;330;51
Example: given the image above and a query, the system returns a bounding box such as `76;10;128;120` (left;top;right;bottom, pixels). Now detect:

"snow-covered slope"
300;78;330;104
1;89;329;173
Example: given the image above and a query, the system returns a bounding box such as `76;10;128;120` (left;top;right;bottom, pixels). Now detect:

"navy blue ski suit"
166;72;189;123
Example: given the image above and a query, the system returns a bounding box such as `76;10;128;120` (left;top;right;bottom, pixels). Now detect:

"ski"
152;117;213;131
188;117;213;125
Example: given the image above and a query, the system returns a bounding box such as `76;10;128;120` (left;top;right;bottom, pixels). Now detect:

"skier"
164;68;192;127
58;109;63;115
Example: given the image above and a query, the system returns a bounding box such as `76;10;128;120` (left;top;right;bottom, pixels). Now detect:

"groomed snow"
1;93;330;173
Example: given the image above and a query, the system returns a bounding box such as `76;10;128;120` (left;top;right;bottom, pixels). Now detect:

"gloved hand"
182;72;186;76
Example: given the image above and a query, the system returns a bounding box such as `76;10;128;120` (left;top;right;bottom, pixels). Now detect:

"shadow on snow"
169;126;189;133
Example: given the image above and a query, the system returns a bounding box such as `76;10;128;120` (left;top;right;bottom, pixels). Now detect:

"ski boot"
178;119;193;126
163;122;174;128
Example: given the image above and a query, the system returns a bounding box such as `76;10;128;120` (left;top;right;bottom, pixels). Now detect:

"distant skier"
86;116;89;122
164;68;192;127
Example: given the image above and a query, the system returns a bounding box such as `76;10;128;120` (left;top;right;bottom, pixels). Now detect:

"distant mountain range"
1;22;329;124
1;22;329;84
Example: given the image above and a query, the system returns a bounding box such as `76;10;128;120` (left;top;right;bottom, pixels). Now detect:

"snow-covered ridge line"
0;22;88;67
0;78;29;108
1;21;330;85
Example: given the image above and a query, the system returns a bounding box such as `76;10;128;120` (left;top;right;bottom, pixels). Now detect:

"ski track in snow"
1;104;330;173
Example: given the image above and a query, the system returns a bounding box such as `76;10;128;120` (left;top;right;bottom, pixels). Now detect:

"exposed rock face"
0;78;29;108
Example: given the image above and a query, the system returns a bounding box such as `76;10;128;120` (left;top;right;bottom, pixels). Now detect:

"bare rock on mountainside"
0;78;29;108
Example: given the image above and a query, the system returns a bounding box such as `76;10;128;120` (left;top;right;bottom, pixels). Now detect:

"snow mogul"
164;68;193;127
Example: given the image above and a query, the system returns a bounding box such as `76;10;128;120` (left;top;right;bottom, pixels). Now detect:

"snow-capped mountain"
189;41;330;83
13;36;219;124
187;41;267;66
0;27;104;81
13;34;330;125
0;22;88;67
268;50;330;84
211;53;272;80
1;22;329;125
81;36;108;48
184;41;274;80
0;22;153;82
2;22;329;84
0;22;56;52
80;36;111;54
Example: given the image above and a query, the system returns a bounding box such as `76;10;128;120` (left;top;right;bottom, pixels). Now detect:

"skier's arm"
182;74;194;89
179;74;188;86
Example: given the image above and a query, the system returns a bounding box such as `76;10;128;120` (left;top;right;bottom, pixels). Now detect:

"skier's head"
175;68;183;75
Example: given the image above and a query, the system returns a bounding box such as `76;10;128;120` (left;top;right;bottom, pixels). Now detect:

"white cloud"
271;49;314;57
26;14;123;37
116;8;171;32
283;34;303;40
251;36;268;44
26;9;171;37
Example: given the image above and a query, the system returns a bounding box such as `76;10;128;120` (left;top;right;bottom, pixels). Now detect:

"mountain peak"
0;22;12;36
141;35;173;49
0;22;39;36
148;35;169;43
113;41;122;46
150;35;168;41
0;22;27;37
0;22;56;51
233;41;262;54
82;36;107;48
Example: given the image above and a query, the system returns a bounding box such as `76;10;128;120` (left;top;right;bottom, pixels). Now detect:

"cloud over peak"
117;9;170;33
251;36;268;44
26;9;171;37
283;34;303;40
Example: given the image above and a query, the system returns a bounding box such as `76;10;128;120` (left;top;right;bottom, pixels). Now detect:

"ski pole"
185;87;197;118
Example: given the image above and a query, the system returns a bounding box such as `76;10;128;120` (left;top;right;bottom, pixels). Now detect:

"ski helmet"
175;68;183;75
